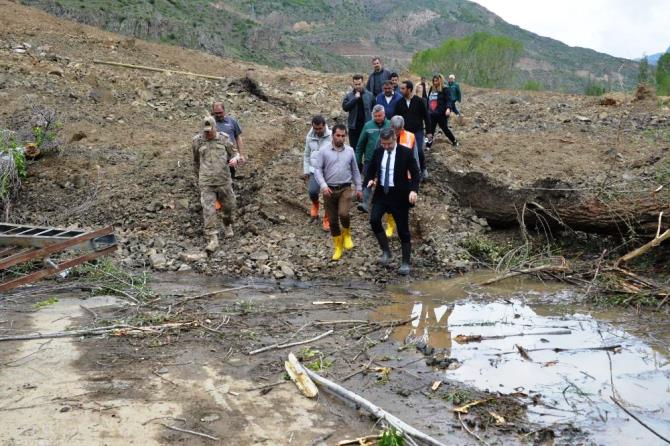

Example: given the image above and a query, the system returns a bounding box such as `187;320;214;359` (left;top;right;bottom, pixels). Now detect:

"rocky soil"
1;0;669;283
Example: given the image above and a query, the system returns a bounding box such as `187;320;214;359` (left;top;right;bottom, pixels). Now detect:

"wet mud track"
1;272;669;445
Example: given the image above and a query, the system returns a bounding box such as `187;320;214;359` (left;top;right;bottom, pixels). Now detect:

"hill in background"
22;0;637;93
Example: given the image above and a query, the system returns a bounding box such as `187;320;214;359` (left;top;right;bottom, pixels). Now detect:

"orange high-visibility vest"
398;130;415;150
398;130;415;180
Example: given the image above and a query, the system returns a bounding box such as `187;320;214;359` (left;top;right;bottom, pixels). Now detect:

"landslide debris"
1;1;668;281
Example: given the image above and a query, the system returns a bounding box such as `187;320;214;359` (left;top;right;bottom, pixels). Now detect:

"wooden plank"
0;227;115;270
284;352;318;398
0;244;118;292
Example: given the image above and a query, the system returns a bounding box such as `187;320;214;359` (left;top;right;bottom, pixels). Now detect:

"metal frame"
0;224;117;293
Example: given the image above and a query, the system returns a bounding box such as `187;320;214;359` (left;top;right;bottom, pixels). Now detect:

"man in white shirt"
364;128;420;275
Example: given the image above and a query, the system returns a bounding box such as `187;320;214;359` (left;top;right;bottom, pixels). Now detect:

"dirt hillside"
1;0;668;282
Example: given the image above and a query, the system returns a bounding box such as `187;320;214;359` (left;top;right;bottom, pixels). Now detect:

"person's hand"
426;134;433;140
355;91;361;99
355;191;363;201
323;187;332;198
445;109;451;117
228;158;238;167
302;174;309;181
237;154;247;165
409;191;418;205
367;180;376;189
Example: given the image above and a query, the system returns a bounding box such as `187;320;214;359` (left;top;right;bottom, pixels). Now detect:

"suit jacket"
365;144;420;205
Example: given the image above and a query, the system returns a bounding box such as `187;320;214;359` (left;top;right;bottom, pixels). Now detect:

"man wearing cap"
192;116;241;253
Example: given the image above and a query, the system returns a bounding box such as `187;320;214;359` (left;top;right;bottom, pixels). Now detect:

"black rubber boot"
374;232;392;265
399;242;411;276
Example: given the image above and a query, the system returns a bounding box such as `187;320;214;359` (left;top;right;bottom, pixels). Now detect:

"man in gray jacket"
342;74;374;151
303;115;332;231
366;57;392;96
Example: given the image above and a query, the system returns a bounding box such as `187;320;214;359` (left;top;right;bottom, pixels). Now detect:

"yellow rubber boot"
331;235;343;261
385;214;396;238
342;227;354;250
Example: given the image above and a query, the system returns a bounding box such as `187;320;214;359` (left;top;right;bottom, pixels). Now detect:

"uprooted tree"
445;168;670;236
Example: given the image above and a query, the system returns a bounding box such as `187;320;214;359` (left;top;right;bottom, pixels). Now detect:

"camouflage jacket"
191;132;238;186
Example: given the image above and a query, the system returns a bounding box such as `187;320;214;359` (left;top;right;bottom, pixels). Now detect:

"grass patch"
33;297;59;309
444;389;476;406
459;234;505;264
299;347;333;372
75;258;152;303
522;80;543;91
379;427;405;446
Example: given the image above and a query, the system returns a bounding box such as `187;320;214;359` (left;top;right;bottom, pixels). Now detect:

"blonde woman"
426;74;459;148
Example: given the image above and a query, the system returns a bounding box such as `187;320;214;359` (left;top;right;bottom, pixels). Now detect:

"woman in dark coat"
426;74;459;148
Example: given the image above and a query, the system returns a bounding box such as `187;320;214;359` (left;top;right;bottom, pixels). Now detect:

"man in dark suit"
364;128;420;275
394;80;431;179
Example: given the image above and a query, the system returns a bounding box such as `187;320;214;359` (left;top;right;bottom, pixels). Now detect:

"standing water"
372;272;670;445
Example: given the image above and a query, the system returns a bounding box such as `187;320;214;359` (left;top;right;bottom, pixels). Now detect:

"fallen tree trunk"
446;170;669;235
304;367;447;446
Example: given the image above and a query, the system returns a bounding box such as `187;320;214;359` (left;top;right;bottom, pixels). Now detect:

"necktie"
383;151;391;194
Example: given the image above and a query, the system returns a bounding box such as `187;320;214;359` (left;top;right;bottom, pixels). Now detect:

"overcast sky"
470;0;670;59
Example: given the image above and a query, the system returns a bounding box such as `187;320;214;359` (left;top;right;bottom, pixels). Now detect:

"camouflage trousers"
200;184;236;236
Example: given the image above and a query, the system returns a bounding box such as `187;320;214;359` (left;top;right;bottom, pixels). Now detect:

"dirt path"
0;292;367;445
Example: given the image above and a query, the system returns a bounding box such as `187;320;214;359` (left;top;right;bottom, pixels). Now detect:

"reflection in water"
376;301;453;349
371;273;670;445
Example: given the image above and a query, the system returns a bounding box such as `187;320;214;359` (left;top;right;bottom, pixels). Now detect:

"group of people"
191;57;463;276
303;57;463;275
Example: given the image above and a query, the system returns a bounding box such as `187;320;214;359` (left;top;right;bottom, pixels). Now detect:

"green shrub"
522;80;543;91
379;428;404;446
584;81;607;96
0;132;26;211
459;234;503;264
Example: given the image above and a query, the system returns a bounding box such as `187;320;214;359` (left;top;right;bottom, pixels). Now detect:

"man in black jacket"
342;74;374;149
394;80;431;179
365;128;420;275
366;57;392;97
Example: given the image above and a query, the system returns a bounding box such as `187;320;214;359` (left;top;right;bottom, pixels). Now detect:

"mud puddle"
372;272;670;445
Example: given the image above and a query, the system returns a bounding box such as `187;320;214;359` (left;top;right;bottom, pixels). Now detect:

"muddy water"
371;272;670;445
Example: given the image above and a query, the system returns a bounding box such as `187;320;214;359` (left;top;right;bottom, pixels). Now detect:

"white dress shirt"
380;144;397;188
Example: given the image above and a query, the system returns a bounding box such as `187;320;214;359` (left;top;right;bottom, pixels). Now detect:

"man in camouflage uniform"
192;116;240;253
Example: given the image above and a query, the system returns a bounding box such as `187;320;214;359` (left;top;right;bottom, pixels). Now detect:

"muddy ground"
2;273;669;445
1;1;669;282
1;2;670;445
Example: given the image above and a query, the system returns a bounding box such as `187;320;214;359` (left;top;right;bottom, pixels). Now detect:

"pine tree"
656;53;670;95
638;56;652;84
